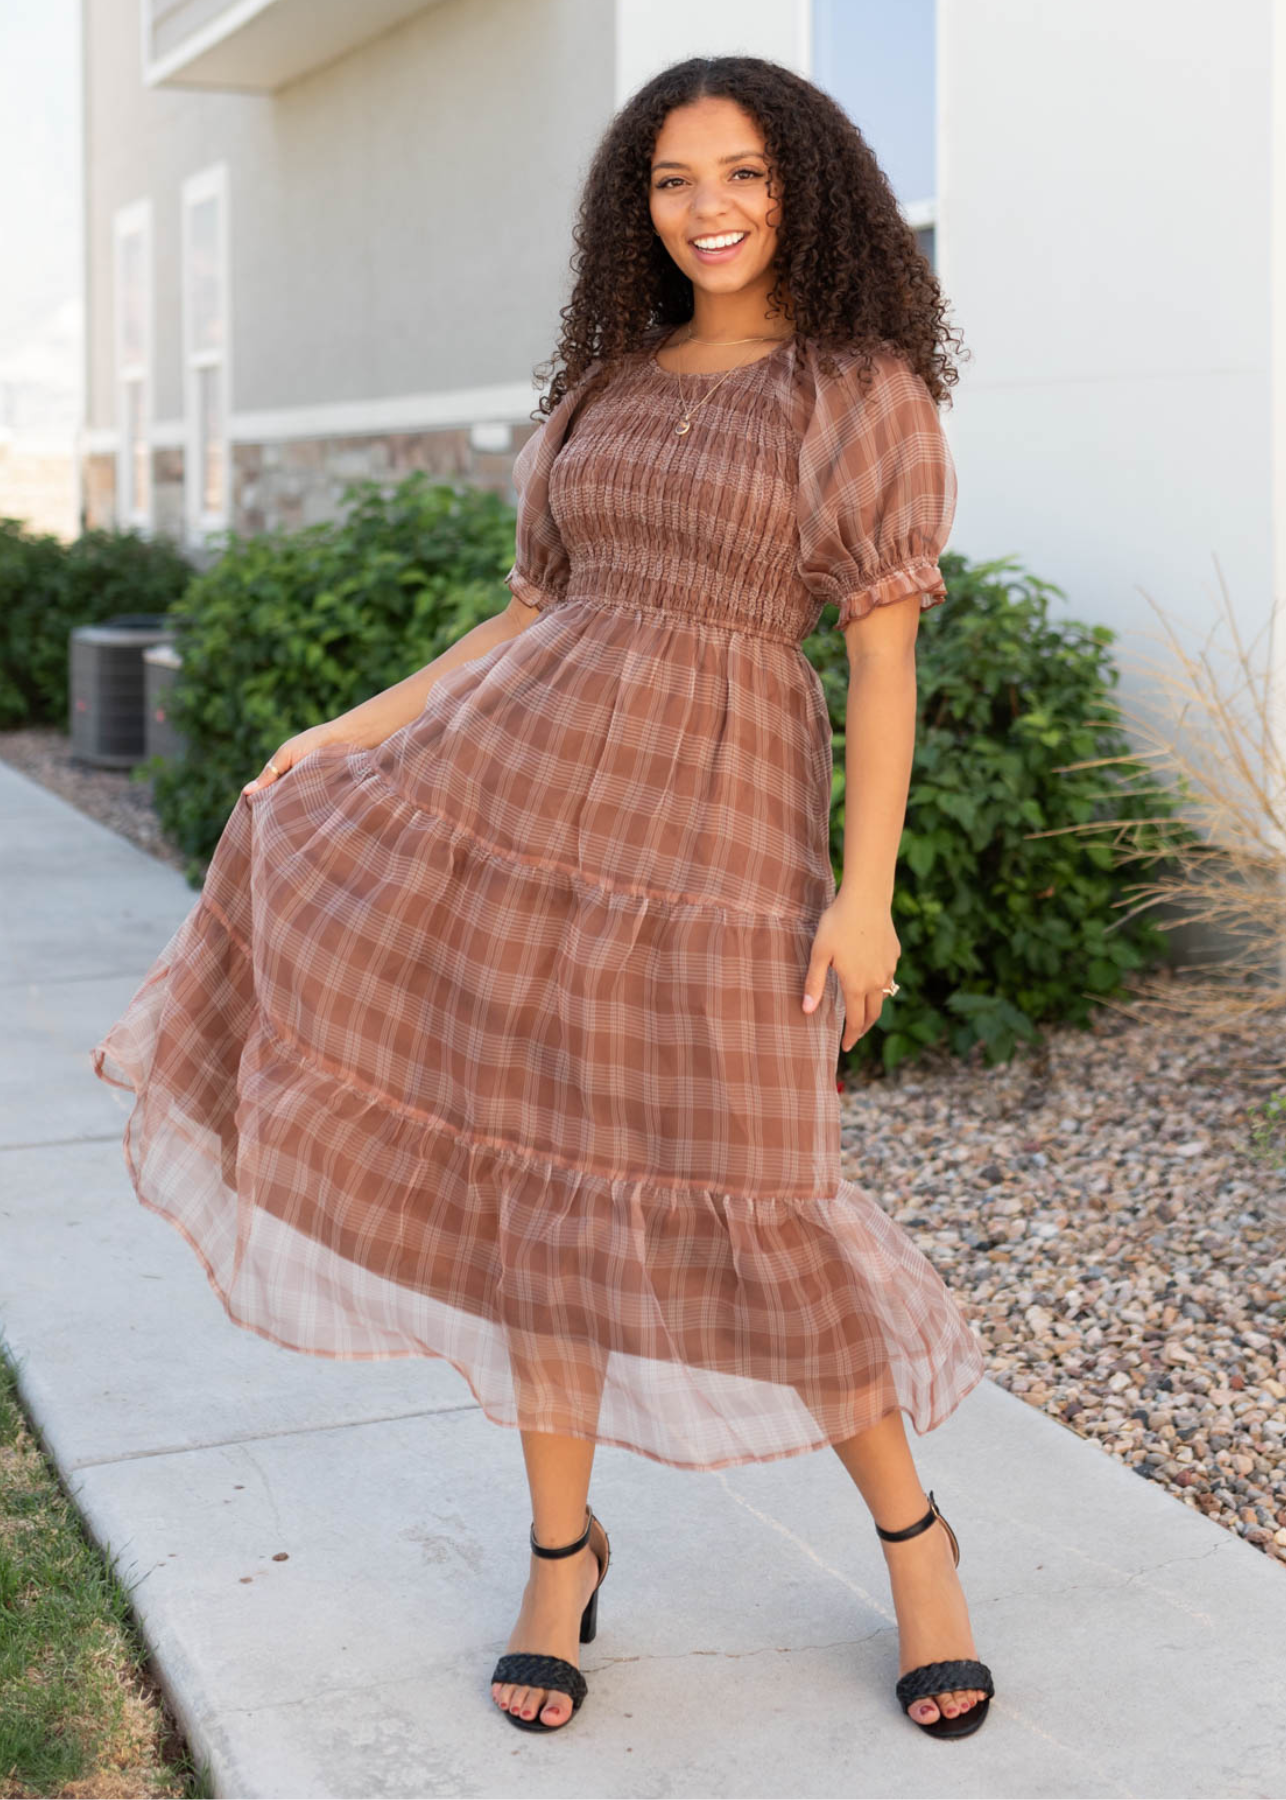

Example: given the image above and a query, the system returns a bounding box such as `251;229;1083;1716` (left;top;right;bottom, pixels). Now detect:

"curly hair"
531;53;966;420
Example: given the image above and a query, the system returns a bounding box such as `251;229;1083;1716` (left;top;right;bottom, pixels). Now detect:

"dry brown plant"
1024;558;1286;1068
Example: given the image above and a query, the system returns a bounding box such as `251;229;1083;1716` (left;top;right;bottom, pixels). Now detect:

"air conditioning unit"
143;641;187;764
69;614;176;768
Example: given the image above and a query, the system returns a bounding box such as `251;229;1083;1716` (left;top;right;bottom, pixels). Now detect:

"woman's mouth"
689;230;749;264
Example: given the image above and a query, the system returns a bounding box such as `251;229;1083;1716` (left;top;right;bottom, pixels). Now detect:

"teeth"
693;232;747;250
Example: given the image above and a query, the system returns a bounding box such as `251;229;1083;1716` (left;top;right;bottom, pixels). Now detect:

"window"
113;199;152;527
181;164;229;542
811;0;938;266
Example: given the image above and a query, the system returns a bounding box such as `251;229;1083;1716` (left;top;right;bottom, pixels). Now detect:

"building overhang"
143;0;440;93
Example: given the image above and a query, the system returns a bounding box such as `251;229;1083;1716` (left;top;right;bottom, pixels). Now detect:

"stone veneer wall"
233;423;537;536
152;446;185;542
80;423;536;540
0;443;79;541
82;453;116;531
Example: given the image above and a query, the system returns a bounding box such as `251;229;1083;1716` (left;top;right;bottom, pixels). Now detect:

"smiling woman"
90;51;990;1748
650;116;784;294
646;107;794;365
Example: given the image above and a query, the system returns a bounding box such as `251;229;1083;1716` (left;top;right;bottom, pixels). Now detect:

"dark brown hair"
532;53;966;418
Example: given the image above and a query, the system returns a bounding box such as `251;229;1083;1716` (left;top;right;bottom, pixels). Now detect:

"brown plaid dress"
91;326;986;1470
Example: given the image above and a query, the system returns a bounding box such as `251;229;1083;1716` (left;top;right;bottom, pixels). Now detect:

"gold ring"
882;980;900;997
267;761;280;774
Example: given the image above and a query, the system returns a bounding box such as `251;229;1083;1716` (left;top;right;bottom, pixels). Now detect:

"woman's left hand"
801;888;901;1053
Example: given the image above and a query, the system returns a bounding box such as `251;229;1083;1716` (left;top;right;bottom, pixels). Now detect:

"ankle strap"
874;1489;939;1543
530;1504;593;1558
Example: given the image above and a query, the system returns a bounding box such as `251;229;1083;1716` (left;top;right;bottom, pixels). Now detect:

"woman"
91;54;993;1743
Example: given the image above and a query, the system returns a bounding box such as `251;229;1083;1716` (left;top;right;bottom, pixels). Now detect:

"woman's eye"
654;168;764;190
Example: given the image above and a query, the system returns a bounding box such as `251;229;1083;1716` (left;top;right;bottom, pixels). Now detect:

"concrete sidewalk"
2;754;1284;1799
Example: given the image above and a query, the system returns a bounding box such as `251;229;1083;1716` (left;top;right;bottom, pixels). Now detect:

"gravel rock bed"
6;726;1285;1561
841;1011;1286;1563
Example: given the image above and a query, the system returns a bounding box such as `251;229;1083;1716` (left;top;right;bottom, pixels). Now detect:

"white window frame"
112;197;153;531
181;161;231;547
902;196;937;268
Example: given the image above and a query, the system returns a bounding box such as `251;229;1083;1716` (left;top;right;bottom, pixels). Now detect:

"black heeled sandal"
490;1502;611;1733
875;1489;994;1740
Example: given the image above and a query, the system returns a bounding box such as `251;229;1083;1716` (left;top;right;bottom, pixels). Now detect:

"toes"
911;1697;940;1723
940;1687;975;1717
491;1676;574;1724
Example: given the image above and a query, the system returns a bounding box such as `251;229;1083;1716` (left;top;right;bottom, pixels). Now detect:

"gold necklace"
683;332;785;345
661;326;794;438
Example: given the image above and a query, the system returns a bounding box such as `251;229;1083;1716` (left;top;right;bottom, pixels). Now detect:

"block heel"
875;1490;994;1740
490;1503;611;1733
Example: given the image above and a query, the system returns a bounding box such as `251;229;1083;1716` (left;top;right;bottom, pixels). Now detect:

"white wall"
614;0;810;107
1272;0;1286;844
938;0;1276;696
0;0;82;536
84;0;616;431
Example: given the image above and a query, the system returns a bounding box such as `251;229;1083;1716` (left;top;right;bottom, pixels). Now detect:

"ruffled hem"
831;557;948;632
90;878;986;1471
94;1073;987;1475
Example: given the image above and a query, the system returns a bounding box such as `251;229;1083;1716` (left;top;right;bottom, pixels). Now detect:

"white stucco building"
71;0;1284;763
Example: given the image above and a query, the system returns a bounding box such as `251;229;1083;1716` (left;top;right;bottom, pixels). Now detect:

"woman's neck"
685;292;793;343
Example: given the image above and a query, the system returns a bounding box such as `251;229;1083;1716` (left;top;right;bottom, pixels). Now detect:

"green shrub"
152;472;514;879
805;552;1193;1072
0;516;193;727
154;484;1186;1069
0;519;65;726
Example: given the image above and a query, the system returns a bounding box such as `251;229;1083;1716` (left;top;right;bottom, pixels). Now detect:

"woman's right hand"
241;717;367;797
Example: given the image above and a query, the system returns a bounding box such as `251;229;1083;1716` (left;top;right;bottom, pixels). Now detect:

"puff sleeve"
794;343;957;633
504;362;602;613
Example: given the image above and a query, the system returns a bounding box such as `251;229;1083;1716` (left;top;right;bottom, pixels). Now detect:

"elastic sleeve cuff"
831;557;947;632
504;562;558;612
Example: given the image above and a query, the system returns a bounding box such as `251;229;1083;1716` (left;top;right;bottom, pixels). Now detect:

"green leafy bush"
153;484;1185;1068
0;516;193;727
805;552;1193;1071
152;472;514;879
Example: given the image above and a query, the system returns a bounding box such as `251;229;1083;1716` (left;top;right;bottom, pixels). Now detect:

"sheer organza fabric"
92;328;983;1470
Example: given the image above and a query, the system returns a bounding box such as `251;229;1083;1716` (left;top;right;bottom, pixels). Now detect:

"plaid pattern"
90;331;983;1471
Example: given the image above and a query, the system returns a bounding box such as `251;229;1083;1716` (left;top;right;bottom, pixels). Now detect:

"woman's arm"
333;593;542;745
241;593;541;794
801;598;921;1050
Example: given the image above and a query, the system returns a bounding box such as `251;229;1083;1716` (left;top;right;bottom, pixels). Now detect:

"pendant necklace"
660;327;793;439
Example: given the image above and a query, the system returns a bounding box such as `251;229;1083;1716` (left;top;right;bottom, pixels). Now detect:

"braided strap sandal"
491;1503;611;1733
875;1490;994;1739
491;1651;588;1729
895;1659;995;1737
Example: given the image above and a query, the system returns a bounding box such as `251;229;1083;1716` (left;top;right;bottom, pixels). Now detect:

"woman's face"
648;97;782;301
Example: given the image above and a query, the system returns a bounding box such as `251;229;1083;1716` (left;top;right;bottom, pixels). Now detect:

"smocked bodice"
550;342;817;644
505;327;959;645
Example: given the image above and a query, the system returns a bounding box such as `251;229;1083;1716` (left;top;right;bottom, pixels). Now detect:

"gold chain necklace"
659;327;793;438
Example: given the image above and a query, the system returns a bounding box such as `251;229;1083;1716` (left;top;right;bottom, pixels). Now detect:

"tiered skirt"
91;601;985;1469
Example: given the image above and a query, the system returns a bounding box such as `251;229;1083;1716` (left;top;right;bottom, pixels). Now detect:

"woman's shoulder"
790;333;916;394
776;335;930;441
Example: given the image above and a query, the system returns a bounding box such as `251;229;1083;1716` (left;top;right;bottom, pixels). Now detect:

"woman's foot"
490;1515;607;1727
878;1498;988;1726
